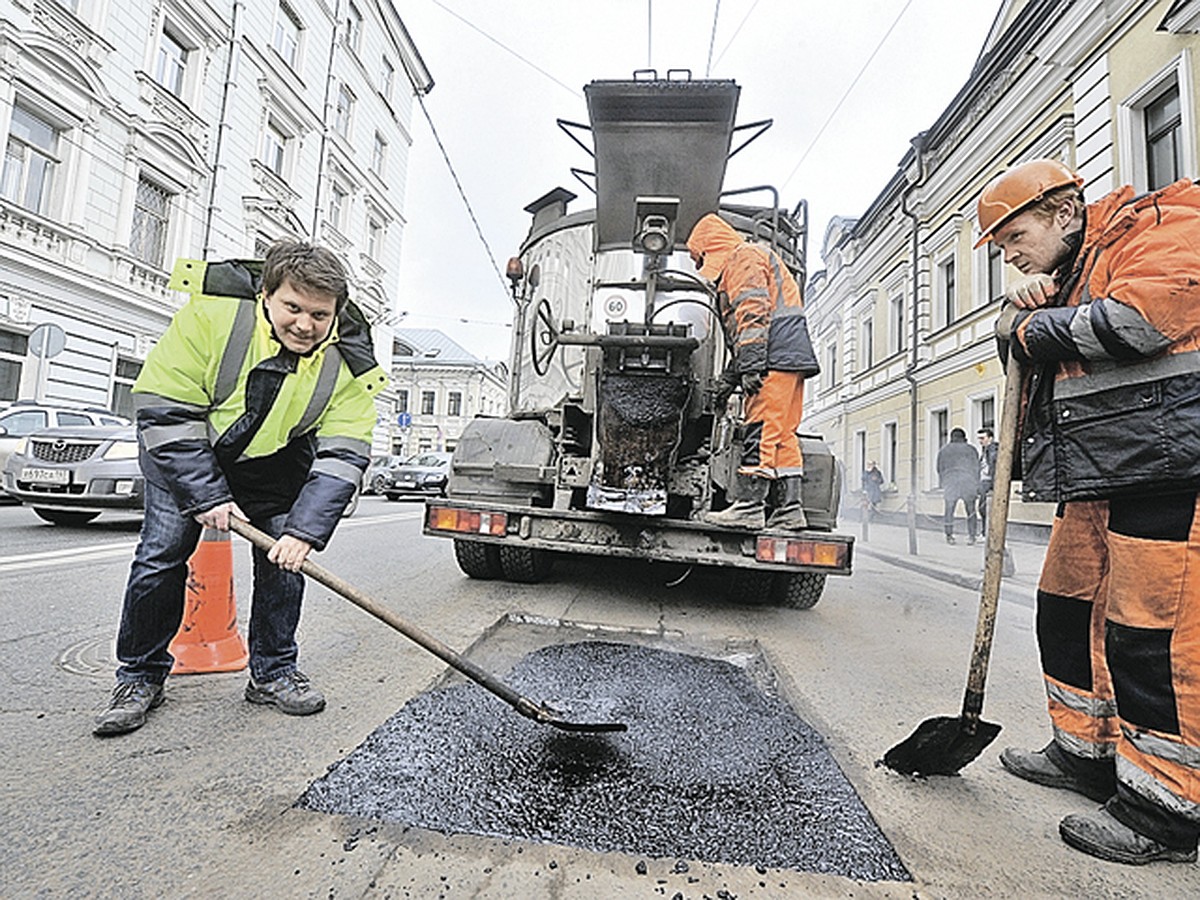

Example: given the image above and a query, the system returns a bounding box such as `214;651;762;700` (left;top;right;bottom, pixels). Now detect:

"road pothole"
299;620;910;882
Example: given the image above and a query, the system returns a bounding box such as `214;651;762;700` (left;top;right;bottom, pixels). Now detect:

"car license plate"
21;466;70;485
399;479;415;487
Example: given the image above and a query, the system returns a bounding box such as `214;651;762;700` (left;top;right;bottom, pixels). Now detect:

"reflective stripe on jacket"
686;213;818;376
1011;179;1200;501
133;258;387;548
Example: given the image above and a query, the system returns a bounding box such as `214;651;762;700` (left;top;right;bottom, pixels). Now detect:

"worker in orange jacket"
686;213;819;530
982;158;1200;865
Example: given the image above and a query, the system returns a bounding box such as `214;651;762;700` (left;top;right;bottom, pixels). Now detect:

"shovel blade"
881;715;1002;776
537;698;628;734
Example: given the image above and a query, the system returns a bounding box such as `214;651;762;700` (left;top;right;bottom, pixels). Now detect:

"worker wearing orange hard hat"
982;157;1200;865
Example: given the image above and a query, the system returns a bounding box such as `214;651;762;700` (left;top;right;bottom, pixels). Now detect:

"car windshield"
0;410;48;436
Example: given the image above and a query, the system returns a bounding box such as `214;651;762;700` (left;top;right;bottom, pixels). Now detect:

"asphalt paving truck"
423;71;853;607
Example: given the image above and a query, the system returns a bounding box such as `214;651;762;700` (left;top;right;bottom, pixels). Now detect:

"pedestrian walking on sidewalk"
94;240;385;737
981;158;1200;864
935;428;979;545
976;427;998;530
863;460;884;513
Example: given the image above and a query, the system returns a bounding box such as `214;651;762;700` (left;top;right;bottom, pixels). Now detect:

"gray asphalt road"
0;497;1193;898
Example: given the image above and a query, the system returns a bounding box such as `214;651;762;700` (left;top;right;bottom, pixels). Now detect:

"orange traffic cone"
169;528;249;674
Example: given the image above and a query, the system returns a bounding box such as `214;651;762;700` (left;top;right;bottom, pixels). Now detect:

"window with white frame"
274;3;302;69
972;394;995;437
421;390;435;415
882;421;898;485
1146;83;1182;189
1121;60;1196;193
854;429;867;487
262;119;289;177
986;243;1003;304
825;340;839;389
380;57;394;102
329;183;348;231
889;293;905;354
372;132;387;176
335;85;354;138
366;216;383;259
0;328;27;401
929;408;949;486
859;316;873;371
396;388;408;414
346;2;363;53
130;175;172;267
112;357;142;419
154;27;188;97
937;256;956;328
1;105;60;215
448;391;462;417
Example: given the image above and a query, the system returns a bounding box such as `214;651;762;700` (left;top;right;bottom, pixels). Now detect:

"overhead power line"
705;0;721;77
709;0;760;73
782;0;915;190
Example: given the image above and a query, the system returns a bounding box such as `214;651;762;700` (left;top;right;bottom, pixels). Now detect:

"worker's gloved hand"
994;302;1023;342
740;371;766;395
1005;273;1058;309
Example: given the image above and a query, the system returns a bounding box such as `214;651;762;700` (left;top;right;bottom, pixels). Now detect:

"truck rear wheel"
498;546;552;583
453;539;502;579
727;567;775;605
772;572;826;609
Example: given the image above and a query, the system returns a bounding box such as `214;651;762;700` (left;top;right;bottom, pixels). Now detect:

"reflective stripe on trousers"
1038;496;1200;822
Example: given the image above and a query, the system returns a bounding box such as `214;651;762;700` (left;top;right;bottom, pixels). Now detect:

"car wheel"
453;539;503;579
384;492;399;502
33;508;100;526
370;474;387;495
498;546;552;583
771;572;826;609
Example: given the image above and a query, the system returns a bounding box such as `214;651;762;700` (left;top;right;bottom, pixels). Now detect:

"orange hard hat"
974;158;1083;248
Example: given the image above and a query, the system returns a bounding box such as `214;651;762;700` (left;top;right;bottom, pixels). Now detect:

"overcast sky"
392;1;1003;360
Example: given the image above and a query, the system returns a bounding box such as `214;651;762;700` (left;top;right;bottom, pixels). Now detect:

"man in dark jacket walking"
976;427;998;530
935;428;979;545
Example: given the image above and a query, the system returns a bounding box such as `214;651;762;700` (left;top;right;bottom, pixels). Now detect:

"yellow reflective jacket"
133;258;387;548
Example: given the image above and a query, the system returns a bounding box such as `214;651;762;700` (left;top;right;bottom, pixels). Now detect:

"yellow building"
804;0;1200;528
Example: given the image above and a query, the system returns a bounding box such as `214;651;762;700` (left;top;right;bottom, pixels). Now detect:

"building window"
882;422;898;485
448;391;462;417
367;217;383;259
397;389;408;414
346;2;363;53
889;293;905;353
56;0;80;11
854;430;867;487
1146;83;1182;189
155;27;188;97
263;119;289;176
372;132;387;176
973;395;995;437
825;341;838;389
380;57;394;102
987;244;1003;303
112;358;142;418
274;3;302;68
930;408;949;485
335;85;354;138
0;329;27;401
329;183;348;231
130;176;172;267
2;105;60;215
421;391;435;415
860;317;873;371
938;257;956;327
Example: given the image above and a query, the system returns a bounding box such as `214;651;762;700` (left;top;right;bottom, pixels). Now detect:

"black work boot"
1060;801;1198;865
999;741;1116;803
93;681;165;736
702;474;768;530
245;670;326;716
766;475;808;531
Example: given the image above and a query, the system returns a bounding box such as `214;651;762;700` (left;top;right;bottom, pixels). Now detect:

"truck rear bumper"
423;500;853;575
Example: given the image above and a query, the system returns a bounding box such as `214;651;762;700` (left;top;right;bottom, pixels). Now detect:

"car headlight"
103;440;140;460
13;437;28;454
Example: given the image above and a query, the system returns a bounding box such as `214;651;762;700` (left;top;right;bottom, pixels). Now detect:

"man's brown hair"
262;240;349;307
1027;184;1085;225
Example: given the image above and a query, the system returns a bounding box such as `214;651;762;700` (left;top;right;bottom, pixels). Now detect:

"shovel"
229;518;627;734
882;358;1024;776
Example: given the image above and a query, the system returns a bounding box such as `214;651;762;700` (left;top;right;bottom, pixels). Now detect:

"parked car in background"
364;454;405;495
0;401;128;499
2;423;142;525
384;452;451;501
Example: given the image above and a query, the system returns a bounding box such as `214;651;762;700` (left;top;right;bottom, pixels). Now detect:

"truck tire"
498;546;552;583
727;567;775;605
772;572;826;609
33;508;100;526
454;539;502;579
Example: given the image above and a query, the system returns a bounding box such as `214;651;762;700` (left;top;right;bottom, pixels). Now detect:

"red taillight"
428;506;507;536
755;536;848;568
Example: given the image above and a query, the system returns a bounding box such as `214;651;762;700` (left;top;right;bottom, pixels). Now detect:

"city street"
0;498;1192;898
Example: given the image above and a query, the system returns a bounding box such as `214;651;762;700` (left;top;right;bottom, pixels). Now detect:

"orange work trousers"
738;370;804;479
1037;496;1200;830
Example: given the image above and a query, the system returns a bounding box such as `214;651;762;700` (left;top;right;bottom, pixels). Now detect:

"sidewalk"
848;512;1048;595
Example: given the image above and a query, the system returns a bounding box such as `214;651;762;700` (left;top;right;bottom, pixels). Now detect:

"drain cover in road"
299;640;910;881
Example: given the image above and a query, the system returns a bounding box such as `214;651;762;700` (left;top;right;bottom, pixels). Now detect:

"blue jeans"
115;479;305;684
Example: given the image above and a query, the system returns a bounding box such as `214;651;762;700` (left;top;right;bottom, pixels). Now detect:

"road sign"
397;412;412;427
28;322;66;358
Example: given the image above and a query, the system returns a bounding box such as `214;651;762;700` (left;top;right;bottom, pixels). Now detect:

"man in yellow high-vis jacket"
94;240;386;736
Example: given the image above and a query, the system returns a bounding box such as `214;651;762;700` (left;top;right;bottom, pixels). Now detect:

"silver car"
0;402;128;498
383;452;451;500
2;424;143;525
